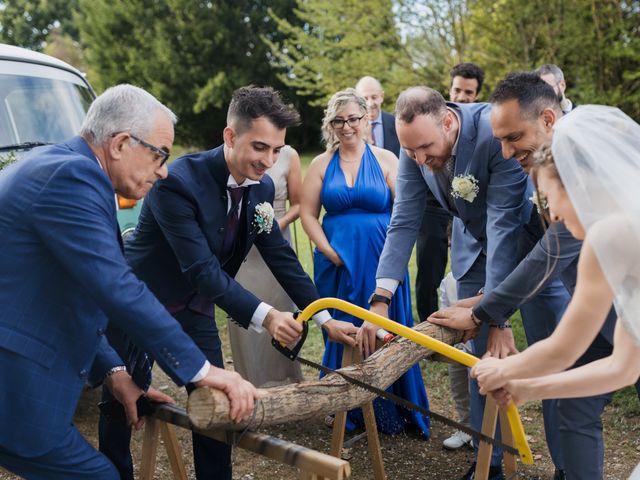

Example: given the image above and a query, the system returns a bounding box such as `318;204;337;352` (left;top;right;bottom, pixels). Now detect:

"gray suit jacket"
377;103;530;294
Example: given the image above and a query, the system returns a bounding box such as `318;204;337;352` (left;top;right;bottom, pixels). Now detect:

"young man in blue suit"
0;84;258;479
430;72;619;480
357;86;570;479
101;86;357;480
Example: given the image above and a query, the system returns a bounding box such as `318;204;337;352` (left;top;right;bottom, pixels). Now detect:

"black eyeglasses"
129;134;170;166
111;132;170;166
330;114;366;129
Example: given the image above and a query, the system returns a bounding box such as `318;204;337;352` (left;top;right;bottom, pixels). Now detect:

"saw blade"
296;355;519;456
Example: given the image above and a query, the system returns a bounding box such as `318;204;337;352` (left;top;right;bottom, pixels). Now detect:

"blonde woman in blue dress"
228;145;305;387
300;88;430;437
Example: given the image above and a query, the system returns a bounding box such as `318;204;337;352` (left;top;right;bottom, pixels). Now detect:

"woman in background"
300;88;430;437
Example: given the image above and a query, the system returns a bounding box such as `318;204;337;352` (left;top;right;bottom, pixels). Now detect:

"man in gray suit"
429;71;616;480
356;86;569;479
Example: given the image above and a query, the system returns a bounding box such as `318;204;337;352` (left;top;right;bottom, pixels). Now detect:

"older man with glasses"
0;84;259;479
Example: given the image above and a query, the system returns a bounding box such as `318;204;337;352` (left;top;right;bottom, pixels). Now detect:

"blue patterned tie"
126;341;152;391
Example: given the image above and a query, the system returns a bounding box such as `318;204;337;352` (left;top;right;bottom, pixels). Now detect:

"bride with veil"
470;105;640;476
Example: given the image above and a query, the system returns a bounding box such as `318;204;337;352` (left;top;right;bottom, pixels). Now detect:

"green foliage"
0;151;17;171
0;0;79;50
3;0;639;143
75;0;303;147
397;0;475;95
266;0;419;109
464;0;640;117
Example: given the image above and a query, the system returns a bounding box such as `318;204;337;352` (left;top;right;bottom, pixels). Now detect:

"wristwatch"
104;365;127;379
368;293;391;306
490;322;512;330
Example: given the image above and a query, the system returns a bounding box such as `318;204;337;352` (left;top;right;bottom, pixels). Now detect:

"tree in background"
0;0;79;50
396;0;473;94
2;0;638;146
266;0;418;109
464;0;640;117
75;0;320;148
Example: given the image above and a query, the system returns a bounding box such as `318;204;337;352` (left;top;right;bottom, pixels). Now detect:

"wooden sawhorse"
475;395;518;479
140;403;351;480
329;344;385;479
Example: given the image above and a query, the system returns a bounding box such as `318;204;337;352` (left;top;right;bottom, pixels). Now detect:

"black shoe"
553;469;567;480
459;462;504;480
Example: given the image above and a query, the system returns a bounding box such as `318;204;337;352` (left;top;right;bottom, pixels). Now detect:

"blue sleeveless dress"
314;144;430;438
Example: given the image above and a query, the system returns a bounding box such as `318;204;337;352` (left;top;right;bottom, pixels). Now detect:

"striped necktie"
370;121;379;146
126;341;152;391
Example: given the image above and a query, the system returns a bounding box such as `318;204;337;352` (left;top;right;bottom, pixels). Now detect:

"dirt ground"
2;356;638;480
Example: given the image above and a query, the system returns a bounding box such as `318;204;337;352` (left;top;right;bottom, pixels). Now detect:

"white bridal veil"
552;105;640;345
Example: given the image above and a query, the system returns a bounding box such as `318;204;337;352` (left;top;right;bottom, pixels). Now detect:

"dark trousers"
99;308;231;480
415;201;451;321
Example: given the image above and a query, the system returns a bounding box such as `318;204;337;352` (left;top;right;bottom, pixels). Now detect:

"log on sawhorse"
140;402;351;480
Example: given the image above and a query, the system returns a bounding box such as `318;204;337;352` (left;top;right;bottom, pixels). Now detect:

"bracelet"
490;322;512;329
105;366;127;378
469;308;481;327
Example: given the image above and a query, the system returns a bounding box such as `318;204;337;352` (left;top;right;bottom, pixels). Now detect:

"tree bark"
188;322;463;430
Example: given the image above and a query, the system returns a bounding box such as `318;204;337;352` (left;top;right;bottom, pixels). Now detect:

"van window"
0;61;93;147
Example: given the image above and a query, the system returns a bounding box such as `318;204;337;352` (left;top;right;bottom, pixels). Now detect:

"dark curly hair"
227;86;300;134
489;72;560;120
450;63;485;95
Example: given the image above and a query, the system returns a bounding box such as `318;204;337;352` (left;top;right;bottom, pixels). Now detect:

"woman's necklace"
340;156;359;163
339;143;364;163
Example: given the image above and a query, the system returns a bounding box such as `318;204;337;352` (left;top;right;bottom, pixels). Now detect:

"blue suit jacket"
377;103;530;293
125;145;320;327
381;110;401;157
0;137;206;456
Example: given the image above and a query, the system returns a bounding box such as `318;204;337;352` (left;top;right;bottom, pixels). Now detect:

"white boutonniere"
451;174;479;202
252;202;275;234
530;191;548;214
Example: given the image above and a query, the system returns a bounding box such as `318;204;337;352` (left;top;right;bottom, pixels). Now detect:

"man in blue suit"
357;86;570;479
355;76;401;156
0;84;258;479
429;72;617;480
101;86;357;480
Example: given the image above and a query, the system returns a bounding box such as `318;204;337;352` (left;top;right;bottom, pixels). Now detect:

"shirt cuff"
376;278;399;295
189;360;211;383
249;302;273;333
472;305;511;326
312;310;331;328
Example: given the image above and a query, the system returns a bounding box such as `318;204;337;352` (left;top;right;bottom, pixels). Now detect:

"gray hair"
80;84;177;144
321;88;367;151
536;64;565;83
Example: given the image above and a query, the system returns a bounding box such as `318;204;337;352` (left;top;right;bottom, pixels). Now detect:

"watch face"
369;293;390;305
